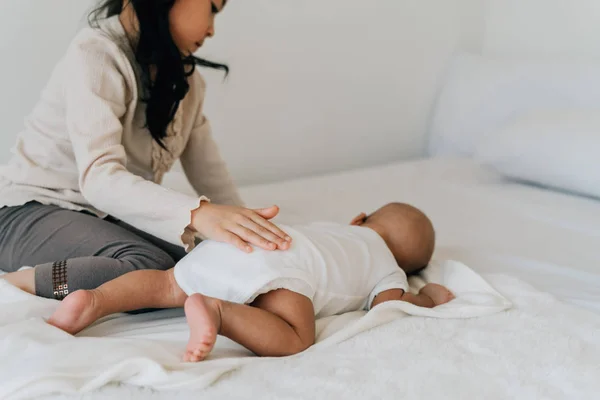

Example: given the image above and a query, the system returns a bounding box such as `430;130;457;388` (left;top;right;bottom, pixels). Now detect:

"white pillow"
474;110;600;199
427;53;600;157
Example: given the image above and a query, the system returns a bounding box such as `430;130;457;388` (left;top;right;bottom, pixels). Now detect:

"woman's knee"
118;242;177;271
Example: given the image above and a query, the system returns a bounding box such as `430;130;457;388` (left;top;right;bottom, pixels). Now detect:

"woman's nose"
206;23;215;38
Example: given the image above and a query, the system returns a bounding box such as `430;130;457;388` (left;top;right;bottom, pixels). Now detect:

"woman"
0;0;291;300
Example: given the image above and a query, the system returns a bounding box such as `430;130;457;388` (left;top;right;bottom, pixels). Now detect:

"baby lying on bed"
49;202;454;362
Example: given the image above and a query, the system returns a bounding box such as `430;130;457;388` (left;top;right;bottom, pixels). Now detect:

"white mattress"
3;157;600;399
238;157;600;314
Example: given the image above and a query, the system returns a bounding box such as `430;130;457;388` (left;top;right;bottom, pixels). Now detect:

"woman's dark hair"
89;0;228;148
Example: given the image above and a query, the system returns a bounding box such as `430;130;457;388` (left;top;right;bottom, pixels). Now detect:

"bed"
2;156;600;399
240;157;600;314
2;48;600;398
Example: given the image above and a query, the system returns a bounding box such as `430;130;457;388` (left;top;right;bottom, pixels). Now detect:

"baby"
48;202;454;362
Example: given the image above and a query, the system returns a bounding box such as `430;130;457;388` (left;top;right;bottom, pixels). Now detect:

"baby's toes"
193;349;208;361
444;289;456;302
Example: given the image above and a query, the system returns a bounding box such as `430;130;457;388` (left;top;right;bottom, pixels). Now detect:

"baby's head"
351;203;435;274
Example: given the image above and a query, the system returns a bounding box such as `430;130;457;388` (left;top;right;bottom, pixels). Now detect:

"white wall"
483;0;600;59
0;0;93;158
0;0;483;185
199;0;484;184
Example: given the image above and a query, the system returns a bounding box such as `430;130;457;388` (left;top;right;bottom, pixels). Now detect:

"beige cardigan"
0;16;243;249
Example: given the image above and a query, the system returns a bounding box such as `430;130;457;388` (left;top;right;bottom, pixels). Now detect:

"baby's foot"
183;294;222;362
47;290;103;335
420;283;455;306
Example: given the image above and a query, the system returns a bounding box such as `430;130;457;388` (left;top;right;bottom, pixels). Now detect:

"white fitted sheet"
2;157;599;400
239;157;600;313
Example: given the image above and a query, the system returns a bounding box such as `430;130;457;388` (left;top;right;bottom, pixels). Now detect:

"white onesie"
174;222;408;319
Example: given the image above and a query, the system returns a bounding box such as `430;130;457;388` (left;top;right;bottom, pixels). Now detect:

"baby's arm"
371;289;404;308
371;283;455;309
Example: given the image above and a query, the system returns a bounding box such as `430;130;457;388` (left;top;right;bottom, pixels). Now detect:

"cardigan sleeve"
180;108;244;207
64;33;202;249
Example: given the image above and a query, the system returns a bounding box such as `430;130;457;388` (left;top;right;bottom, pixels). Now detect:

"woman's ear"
350;212;367;226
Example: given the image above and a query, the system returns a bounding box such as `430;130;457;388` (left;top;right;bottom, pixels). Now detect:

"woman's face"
169;0;226;56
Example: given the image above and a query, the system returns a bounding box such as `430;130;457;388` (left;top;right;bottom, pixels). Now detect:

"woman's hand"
190;203;292;253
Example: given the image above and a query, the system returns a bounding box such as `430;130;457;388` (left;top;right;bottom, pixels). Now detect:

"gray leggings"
0;201;187;299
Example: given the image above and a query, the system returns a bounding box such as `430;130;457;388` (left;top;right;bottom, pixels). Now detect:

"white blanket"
0;260;597;399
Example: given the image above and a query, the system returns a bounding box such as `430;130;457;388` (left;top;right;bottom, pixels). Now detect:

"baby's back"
290;223;400;316
174;222;404;319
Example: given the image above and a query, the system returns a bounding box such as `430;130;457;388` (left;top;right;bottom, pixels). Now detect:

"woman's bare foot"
47;290;103;335
419;283;455;306
184;294;222;362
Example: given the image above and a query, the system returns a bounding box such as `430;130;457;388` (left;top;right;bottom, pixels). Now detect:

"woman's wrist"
188;196;211;233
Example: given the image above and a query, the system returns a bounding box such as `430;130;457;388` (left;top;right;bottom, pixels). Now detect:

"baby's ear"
350;212;367;226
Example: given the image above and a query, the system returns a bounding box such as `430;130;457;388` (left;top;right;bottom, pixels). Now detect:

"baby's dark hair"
89;0;229;149
366;203;435;275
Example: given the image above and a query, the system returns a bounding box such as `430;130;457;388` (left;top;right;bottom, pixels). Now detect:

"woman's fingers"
252;205;280;220
191;202;293;252
220;230;253;253
228;223;276;251
247;212;291;243
241;216;290;249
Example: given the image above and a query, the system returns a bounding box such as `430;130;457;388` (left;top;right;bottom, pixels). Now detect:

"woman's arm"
180;113;244;207
64;35;289;252
65;36;201;248
178;73;291;251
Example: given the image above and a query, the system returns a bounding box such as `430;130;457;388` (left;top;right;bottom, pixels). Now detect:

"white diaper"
173;238;317;306
174;222;410;318
245;277;315;304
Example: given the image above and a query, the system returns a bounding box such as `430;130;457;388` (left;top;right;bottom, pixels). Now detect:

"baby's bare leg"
184;289;315;362
48;268;186;335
